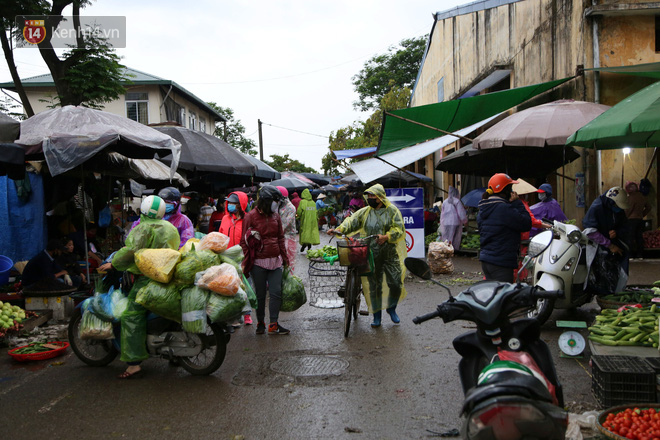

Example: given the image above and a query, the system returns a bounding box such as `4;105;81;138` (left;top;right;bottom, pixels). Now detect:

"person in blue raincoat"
328;184;407;327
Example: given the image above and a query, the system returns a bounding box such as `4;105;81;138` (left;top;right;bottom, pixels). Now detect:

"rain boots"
371;311;382;327
386;306;400;324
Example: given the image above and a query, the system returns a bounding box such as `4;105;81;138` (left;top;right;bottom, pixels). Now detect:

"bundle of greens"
135;280;182;323
181;286;209;333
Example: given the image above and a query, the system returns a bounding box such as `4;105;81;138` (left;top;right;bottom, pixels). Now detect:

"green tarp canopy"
566;81;660;149
377;77;572;156
585;62;660;79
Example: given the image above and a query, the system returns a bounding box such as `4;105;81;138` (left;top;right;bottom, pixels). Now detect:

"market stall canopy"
154;125;256;175
436;143;581;177
238;150;280;180
262;176;313;192
333;147;377;160
103;152;189;187
585;61;660;79
340;170;431;187
281;171;317;186
298;172;331;185
16;106;181;178
473;100;611;149
0;112;19;142
378;77;572;155
566;81;660;149
351;115;500;184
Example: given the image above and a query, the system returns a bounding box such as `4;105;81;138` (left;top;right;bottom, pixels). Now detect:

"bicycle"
330;232;377;337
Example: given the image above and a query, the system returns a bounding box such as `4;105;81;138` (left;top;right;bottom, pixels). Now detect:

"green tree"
207;102;258;156
265;153;317;173
322;85;411;176
0;1;126;111
351;36;427;112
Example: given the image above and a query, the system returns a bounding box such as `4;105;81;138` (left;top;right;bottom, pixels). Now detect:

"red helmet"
488;173;518;193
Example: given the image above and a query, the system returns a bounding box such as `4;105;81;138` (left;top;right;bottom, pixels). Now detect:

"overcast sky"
0;0;466;172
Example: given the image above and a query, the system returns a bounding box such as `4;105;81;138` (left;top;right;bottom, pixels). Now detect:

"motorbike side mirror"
515;255;533;285
404;257;453;299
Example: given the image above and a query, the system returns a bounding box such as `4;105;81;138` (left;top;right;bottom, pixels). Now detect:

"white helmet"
605;186;629;210
141;195;166;219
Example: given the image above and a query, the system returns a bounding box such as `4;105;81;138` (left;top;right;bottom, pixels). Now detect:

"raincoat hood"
224;191;248;215
301;189;313;201
364;184;391;208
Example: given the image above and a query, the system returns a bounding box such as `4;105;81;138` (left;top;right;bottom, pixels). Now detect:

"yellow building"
0;66;225;135
410;0;659;227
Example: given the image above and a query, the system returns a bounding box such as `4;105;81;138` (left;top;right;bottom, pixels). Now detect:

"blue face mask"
227;204;237;213
165;203;176;214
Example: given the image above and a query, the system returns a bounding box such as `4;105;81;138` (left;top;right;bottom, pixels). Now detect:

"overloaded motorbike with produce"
406;256;567;440
69;231;252;375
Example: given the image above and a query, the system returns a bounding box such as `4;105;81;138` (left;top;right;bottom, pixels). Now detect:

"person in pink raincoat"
276;186;298;272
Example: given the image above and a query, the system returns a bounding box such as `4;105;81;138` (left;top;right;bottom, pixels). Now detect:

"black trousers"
481;261;514;283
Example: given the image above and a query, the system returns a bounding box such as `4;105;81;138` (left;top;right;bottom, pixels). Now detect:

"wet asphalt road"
2;234;659;439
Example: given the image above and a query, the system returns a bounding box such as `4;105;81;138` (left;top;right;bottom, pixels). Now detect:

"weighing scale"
556;320;587;358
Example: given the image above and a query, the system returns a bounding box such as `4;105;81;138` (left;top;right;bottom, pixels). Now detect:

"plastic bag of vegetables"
135;279;182;323
242;275;257;309
180;238;201;255
181;285;209;333
135;248;182;283
197;232;230;253
174;249;219;286
221;244;244;263
111;246;139;272
206;288;248;323
195;263;240;296
88;286;129;322
79;309;113;339
280;268;306;312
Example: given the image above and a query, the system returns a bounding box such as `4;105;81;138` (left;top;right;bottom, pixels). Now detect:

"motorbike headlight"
567;230;582;244
467;402;546;440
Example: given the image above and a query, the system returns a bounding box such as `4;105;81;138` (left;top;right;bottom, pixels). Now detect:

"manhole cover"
270;355;349;377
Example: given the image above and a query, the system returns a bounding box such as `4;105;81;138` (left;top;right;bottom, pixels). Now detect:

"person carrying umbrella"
327;184;408;327
478;173;532;283
297;189;320;253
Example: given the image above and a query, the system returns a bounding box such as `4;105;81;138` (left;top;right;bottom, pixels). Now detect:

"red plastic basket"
8;341;69;362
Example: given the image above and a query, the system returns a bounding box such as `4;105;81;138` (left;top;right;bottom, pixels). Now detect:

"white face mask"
538;193;547;202
271;201;279;213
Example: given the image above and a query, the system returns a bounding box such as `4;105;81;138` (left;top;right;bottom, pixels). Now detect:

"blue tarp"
333;147;377;160
0;172;47;263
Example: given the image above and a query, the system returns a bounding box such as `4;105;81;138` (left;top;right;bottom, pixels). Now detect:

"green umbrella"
566;81;660;149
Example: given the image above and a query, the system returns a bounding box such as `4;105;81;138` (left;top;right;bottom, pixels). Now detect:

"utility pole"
258;119;264;161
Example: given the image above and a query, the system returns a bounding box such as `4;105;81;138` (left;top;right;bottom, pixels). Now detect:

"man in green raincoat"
328;184;407;327
297;189;320;253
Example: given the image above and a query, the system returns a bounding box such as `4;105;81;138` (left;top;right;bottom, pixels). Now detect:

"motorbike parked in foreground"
406;256;567;440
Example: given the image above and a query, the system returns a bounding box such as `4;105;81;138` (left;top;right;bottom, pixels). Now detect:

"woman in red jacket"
240;186;290;335
218;191;252;325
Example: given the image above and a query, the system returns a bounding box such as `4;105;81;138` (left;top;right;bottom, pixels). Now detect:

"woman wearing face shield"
240;186;290;335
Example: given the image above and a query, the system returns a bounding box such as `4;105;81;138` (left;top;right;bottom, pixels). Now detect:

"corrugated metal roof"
0;67;226;122
433;0;523;21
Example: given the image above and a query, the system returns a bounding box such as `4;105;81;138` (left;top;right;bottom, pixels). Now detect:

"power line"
261;122;328;138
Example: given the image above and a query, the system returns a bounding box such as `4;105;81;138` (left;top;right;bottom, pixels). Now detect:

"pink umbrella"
473;100;611;149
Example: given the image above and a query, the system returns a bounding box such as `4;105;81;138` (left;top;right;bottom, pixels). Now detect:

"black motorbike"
406;257;568;440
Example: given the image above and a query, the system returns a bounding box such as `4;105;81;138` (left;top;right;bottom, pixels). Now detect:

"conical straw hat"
512;178;537;195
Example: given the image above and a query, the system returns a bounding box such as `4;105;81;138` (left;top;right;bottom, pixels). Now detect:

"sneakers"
268;322;290;335
244;314;253;325
256;322;266;334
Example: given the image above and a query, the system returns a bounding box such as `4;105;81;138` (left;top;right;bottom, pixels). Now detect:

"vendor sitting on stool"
21;238;72;290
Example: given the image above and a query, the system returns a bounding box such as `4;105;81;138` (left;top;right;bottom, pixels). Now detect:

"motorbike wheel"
526;297;555;325
68;308;119;367
178;321;228;376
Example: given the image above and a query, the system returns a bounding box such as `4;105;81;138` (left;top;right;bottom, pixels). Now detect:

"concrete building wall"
412;0;660;227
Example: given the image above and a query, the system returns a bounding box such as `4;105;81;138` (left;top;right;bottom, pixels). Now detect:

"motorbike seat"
461;372;553;414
